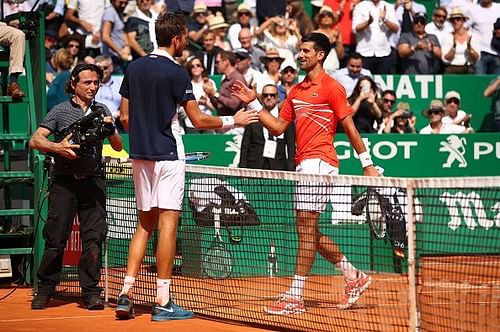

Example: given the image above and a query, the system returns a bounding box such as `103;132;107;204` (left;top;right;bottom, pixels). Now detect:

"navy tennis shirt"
120;50;196;160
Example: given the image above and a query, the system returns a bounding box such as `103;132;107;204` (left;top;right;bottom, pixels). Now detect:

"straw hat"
193;2;207;14
448;7;468;21
208;16;229;30
237;3;253;15
259;48;285;64
422;99;447;118
319;5;334;15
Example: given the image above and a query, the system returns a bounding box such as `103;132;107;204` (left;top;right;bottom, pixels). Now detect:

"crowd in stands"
2;0;499;134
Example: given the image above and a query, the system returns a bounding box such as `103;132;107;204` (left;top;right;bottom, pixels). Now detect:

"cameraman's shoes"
151;299;193;321
85;294;105;310
31;293;52;310
115;294;135;320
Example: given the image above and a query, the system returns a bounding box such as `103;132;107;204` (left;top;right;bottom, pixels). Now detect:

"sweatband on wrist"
220;116;235;130
247;99;263;113
359;151;373;168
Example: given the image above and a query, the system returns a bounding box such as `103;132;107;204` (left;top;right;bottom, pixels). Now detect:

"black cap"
414;12;427;23
233;48;251;59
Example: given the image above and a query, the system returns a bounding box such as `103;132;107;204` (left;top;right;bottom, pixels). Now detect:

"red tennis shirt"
280;70;353;168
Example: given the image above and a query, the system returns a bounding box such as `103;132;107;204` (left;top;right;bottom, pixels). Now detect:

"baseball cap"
280;59;297;72
233;48;251;59
444;90;461;101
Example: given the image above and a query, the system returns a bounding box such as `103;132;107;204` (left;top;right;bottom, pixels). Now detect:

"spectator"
395;0;427;34
101;0;131;74
419;99;469;134
397;12;442;74
259;48;285;88
255;16;300;62
65;0;106;58
228;3;256;49
352;0;399;74
325;0;361;65
442;90;472;129
126;0;158;60
425;6;453;47
347;76;382;133
195;30;221;75
256;0;286;25
469;0;500;74
384;101;416;133
233;48;264;92
377;89;396;133
238;27;266;72
208;15;232;51
313;6;344;75
441;7;480;74
277;58;298;102
187;3;209;50
332;52;372;97
200;0;223;16
239;83;295;171
203;50;245;118
64;34;86;69
286;0;315;37
483;76;500;132
492;18;500;55
183;56;217;133
0;22;25;100
46;48;74;110
94;55;123;122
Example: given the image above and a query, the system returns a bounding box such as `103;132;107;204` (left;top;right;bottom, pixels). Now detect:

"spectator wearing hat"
468;0;500;74
352;0;399;74
126;0;158;60
228;3;257;49
255;15;300;62
277;58;298;102
395;0;427;34
441;7;480;74
195;30;222;75
332;52;372;97
233;48;264;92
483;75;500;132
200;0;224;17
383;101;416;133
260;48;286;86
419;99;469;134
397;12;442;74
188;3;210;50
238;27;266;72
313;5;345;74
203;50;245;118
208;15;231;51
442;90;472;129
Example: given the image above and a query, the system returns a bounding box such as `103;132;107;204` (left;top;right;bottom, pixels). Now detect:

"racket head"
202;240;233;279
366;189;387;239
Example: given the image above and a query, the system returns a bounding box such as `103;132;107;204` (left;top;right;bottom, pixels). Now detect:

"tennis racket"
185;152;210;163
202;207;233;279
366;189;387;239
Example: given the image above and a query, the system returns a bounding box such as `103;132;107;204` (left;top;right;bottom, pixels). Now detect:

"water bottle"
268;242;278;277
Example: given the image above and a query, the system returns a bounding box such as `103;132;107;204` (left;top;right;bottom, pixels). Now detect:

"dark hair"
348;52;363;61
219;50;236;66
66;63;103;94
185;56;207;79
155;12;187;47
301;32;331;62
382;89;396;98
349;75;378;101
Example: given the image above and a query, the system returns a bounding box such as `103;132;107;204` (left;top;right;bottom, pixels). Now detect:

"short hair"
347;52;363;62
66;63;103;94
94;55;112;65
155;12;187;47
301;32;331;62
219;50;236;66
262;83;278;93
382;89;396;98
434;6;447;16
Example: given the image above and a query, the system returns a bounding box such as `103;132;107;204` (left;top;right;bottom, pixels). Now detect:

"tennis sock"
156;278;171;306
120;275;136;297
336;256;358;281
287;275;307;298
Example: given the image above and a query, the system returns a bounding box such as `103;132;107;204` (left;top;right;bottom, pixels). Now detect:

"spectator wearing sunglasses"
188;3;210;50
94;55;123;123
419;99;469;134
425;6;452;47
442;90;472;129
228;3;257;49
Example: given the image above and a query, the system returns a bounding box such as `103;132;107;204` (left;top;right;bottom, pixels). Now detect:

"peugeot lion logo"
439;135;467;168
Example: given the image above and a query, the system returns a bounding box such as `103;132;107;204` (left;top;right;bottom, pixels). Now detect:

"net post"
406;179;418;331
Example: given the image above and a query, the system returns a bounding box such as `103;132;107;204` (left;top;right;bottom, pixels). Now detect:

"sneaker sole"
115;308;135;320
263;307;306;315
337;276;372;310
151;314;194;321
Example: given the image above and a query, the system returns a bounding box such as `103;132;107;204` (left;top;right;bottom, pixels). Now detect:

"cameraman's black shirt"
40;99;113;176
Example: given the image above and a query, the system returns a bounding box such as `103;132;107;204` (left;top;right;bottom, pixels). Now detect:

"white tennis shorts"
131;159;185;211
295;158;338;213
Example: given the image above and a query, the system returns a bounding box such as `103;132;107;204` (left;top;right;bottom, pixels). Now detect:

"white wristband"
220;116;235;130
359;151;373;168
247;99;262;113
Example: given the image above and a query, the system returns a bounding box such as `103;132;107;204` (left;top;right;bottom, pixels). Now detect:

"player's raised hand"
231;80;257;104
233;108;259;127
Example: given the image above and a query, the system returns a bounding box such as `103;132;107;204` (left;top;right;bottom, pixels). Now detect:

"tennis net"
60;160;500;331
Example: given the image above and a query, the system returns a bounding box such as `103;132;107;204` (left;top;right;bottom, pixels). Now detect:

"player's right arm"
259;110;291;137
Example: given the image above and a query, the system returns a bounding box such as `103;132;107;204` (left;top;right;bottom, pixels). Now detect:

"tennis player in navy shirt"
115;12;259;321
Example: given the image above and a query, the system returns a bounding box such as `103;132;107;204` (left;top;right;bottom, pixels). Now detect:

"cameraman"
29;64;122;310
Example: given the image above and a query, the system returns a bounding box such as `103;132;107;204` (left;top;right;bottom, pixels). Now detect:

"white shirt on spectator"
184;78;216;129
352;0;398;57
332;67;372;97
442;109;467;125
67;0;109;48
94;75;123;119
468;2;500;55
425;21;453;47
419;123;467;134
441;30;481;65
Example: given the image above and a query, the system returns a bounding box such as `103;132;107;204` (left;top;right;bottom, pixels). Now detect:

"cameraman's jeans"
36;176;107;299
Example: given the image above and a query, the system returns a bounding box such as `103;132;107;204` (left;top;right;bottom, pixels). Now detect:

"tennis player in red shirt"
232;32;380;314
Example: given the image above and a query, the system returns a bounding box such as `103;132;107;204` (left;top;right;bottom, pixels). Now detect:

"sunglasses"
68;44;80;48
428;109;442;115
450;17;464;22
192;63;203;68
238;12;251;17
383;98;395;104
446;98;459;104
414;19;426;25
433;14;446;19
262;93;277;98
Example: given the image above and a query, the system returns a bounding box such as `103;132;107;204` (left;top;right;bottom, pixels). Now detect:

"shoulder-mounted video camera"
61;105;115;157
